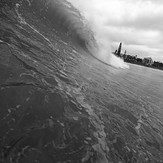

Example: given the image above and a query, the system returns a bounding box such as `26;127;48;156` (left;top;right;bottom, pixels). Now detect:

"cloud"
68;0;163;62
106;1;163;32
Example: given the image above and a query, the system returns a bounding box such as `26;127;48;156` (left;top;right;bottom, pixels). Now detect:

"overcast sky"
69;0;163;62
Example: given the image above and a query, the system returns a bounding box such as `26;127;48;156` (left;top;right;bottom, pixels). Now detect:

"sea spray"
68;0;129;69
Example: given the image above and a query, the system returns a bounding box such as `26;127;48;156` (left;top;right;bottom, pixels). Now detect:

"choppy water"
0;0;163;162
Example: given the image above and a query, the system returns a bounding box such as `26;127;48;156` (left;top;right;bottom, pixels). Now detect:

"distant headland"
113;42;163;70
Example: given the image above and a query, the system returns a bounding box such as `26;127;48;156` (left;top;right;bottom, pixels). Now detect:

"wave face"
0;1;108;162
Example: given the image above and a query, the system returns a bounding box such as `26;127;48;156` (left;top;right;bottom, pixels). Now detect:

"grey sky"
69;0;163;61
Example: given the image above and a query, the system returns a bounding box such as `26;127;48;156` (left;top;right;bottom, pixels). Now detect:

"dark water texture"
0;0;163;162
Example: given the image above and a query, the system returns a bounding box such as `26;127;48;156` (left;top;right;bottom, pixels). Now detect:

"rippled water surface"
0;0;163;162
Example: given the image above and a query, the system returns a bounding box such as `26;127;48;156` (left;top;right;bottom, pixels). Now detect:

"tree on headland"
153;61;163;69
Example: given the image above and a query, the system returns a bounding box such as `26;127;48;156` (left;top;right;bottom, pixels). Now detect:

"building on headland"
114;42;135;60
142;57;153;66
113;42;154;65
114;42;124;57
117;42;122;57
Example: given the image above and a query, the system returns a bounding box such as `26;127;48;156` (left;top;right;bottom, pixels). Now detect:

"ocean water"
0;0;163;162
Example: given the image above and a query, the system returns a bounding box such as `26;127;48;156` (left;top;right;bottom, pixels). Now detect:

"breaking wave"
6;0;128;68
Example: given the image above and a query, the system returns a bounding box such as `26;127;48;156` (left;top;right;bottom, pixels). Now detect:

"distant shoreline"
124;60;163;71
113;42;163;71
